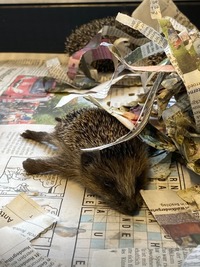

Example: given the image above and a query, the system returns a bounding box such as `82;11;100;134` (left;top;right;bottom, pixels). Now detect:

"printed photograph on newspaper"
141;190;200;248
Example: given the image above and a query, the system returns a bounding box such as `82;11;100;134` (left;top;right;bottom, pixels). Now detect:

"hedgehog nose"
123;209;137;216
128;209;139;216
123;203;139;216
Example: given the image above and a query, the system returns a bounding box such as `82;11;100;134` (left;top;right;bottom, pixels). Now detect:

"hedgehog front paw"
22;158;41;174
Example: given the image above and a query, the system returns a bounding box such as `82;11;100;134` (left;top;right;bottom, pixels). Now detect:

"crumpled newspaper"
48;0;200;176
177;185;200;210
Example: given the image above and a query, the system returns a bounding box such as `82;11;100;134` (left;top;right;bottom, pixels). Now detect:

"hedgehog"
21;108;149;216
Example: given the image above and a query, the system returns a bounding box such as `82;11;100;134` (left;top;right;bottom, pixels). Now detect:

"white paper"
0;227;65;267
182;245;200;267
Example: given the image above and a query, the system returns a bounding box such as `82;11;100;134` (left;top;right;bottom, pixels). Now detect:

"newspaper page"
1;1;200;264
91;247;192;267
0;227;64;267
0;123;198;267
0;192;58;240
141;190;200;247
0;52;198;267
0;123;86;267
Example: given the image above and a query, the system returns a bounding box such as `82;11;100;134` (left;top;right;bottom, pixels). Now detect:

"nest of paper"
48;0;200;176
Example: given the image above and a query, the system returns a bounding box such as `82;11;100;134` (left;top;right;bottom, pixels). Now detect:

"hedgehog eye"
81;151;100;166
97;175;116;189
103;180;115;188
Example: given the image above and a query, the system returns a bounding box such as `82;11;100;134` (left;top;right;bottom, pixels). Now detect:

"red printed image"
1;75;56;101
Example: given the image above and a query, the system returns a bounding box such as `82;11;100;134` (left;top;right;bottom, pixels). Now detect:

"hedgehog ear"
81;151;100;166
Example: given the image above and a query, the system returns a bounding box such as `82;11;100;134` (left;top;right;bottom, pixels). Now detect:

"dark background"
0;1;199;53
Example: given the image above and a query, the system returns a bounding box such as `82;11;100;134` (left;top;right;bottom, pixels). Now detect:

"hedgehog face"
80;149;149;216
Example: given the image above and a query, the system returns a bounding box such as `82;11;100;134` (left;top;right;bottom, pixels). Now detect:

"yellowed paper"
0;192;59;240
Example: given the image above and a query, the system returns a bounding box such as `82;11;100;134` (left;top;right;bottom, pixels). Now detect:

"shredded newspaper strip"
1;0;200;266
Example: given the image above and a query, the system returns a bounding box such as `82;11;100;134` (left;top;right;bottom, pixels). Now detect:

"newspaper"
86;1;199;176
141;190;200;247
91;247;192;267
131;0;198;32
182;245;200;267
0;227;64;267
1;0;200;265
0;192;58;240
0;53;200;267
0;122;197;267
0;122;85;266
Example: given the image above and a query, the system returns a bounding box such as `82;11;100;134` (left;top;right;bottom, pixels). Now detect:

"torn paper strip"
141;190;200;247
0;192;59;240
132;0;197;32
